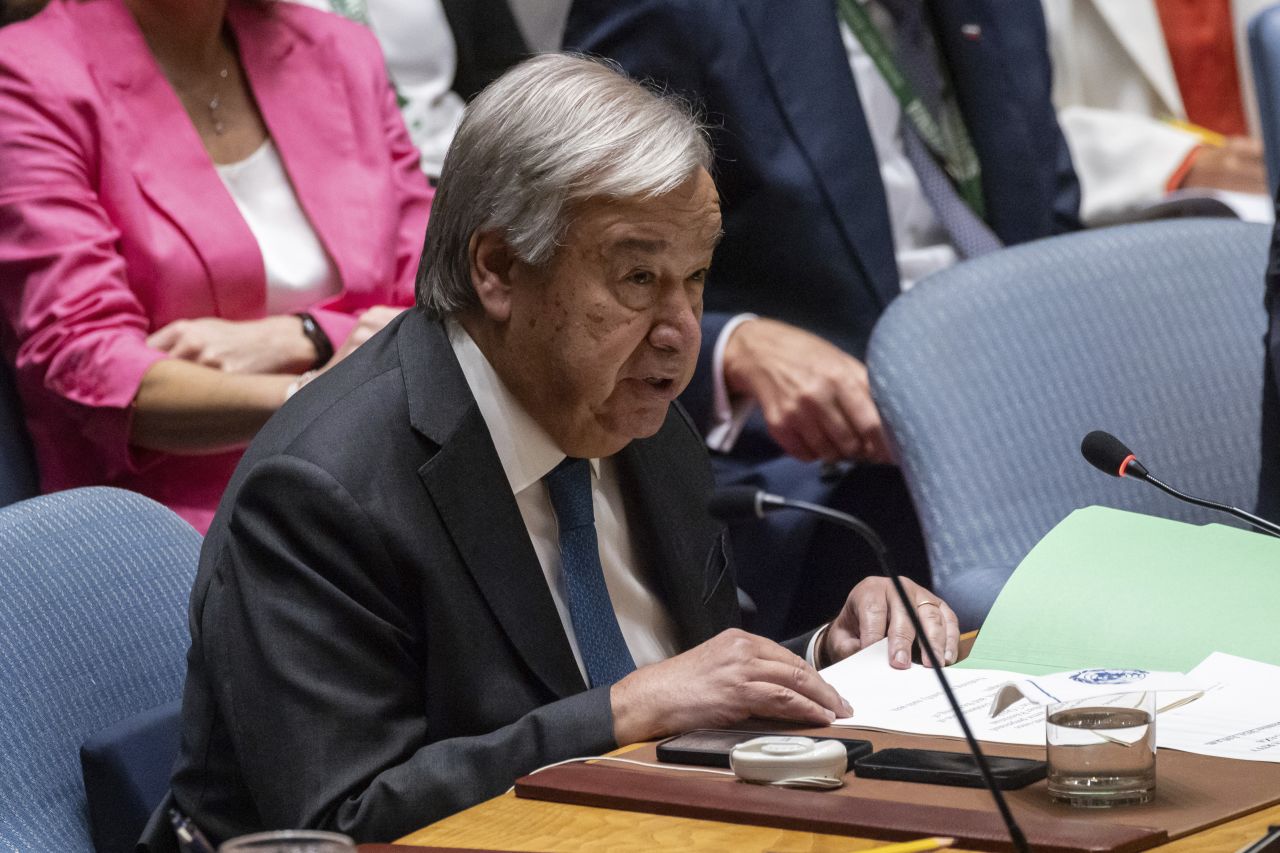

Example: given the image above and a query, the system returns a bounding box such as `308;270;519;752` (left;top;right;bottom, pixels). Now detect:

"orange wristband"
1166;145;1202;191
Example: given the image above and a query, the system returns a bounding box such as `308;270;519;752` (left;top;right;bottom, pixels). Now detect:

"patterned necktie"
881;0;1002;258
544;457;636;688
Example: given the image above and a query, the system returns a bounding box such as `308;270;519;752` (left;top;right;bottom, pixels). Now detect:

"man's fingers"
743;683;838;726
746;658;851;716
768;419;822;462
913;599;949;668
791;409;845;462
740;671;851;724
884;584;916;669
834;380;888;462
938;600;960;665
810;407;864;461
854;591;890;657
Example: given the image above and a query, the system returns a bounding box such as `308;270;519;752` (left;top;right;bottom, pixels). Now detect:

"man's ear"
469;230;517;323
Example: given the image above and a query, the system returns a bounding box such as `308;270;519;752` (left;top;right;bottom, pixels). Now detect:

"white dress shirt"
446;320;681;682
216;139;341;315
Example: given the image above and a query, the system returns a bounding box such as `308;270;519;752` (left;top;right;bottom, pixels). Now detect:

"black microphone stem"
783;498;1031;853
1142;475;1280;538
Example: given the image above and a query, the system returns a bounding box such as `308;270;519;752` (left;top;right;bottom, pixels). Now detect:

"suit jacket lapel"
615;424;725;651
229;2;374;295
401;314;586;699
1089;0;1184;117
736;0;900;308
79;0;263;319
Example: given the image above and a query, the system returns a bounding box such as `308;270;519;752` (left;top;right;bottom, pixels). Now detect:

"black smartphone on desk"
853;747;1046;789
656;729;872;768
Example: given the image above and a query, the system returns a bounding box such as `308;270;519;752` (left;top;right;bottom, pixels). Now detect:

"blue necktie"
544;457;636;688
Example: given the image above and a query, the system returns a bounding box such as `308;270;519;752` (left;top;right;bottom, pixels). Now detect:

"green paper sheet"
955;506;1280;676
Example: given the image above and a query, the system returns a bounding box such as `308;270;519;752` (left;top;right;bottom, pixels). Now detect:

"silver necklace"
208;66;229;135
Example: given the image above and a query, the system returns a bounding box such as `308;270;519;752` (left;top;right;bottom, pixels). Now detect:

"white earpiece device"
729;736;847;789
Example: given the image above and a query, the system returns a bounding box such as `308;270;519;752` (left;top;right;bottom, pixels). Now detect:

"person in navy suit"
566;0;1082;636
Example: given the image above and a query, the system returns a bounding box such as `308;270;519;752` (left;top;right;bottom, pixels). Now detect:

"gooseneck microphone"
709;486;1030;853
1080;430;1280;538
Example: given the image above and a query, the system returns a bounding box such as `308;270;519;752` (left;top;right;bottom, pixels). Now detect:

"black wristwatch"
295;312;334;369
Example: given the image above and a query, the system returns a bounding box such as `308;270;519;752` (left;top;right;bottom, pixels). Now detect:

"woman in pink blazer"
0;0;434;533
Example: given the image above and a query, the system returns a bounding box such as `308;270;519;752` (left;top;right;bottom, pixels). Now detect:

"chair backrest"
0;360;37;507
1250;4;1280;196
867;219;1273;629
0;487;201;852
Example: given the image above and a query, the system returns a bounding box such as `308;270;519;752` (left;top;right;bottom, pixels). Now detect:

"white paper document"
1159;653;1280;762
822;640;1198;748
822;642;1280;763
822;639;1047;746
987;667;1201;716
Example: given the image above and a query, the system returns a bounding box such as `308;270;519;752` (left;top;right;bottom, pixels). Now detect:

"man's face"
489;168;721;458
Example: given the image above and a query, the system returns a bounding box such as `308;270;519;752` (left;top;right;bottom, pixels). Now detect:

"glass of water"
1046;691;1156;807
218;830;356;853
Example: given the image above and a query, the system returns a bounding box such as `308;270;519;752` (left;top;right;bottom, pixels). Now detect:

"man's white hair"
416;53;713;317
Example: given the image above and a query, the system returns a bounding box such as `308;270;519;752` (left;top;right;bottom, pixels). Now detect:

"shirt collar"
447;319;600;494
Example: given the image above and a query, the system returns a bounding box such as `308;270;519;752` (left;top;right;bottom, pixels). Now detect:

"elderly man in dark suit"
153;54;958;847
566;0;1082;636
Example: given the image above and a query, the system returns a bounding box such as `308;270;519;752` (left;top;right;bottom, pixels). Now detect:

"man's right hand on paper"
609;628;853;745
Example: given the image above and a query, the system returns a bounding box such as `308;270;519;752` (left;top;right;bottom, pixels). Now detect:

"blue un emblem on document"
1068;668;1150;686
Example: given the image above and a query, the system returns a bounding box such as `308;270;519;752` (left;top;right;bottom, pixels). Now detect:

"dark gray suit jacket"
158;309;742;843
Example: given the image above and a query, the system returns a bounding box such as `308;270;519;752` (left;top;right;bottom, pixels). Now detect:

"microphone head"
1081;430;1148;479
707;486;765;522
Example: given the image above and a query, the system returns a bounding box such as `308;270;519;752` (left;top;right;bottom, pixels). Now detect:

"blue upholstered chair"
867;219;1273;629
0;487;201;853
1250;4;1280;196
0;361;37;507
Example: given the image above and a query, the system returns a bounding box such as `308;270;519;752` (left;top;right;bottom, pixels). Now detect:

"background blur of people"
1043;0;1272;225
567;0;1080;636
293;0;573;179
0;0;432;533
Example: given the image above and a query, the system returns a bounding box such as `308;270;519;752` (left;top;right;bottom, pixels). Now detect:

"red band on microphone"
1118;453;1137;478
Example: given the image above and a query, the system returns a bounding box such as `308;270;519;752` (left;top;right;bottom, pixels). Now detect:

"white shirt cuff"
704;313;759;453
806;622;831;669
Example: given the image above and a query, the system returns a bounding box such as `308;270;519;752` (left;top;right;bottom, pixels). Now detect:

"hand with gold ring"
819;577;959;671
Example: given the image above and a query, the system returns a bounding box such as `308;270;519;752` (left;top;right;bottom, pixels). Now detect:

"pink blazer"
0;0;434;532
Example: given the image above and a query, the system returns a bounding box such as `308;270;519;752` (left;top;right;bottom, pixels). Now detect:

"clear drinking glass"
1046;690;1156;807
217;830;357;853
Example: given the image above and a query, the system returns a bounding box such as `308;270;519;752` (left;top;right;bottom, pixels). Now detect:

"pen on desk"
864;837;955;853
168;807;216;853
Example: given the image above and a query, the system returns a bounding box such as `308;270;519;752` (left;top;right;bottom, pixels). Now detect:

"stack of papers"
822;639;1280;763
1161;653;1280;763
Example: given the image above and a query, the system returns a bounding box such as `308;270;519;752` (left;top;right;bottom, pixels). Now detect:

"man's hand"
148;315;316;375
821;577;959;670
722;317;892;464
609;628;854;744
1181;136;1268;195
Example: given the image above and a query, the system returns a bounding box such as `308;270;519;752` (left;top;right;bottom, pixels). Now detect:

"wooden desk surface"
400;791;1280;852
400;634;1279;851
